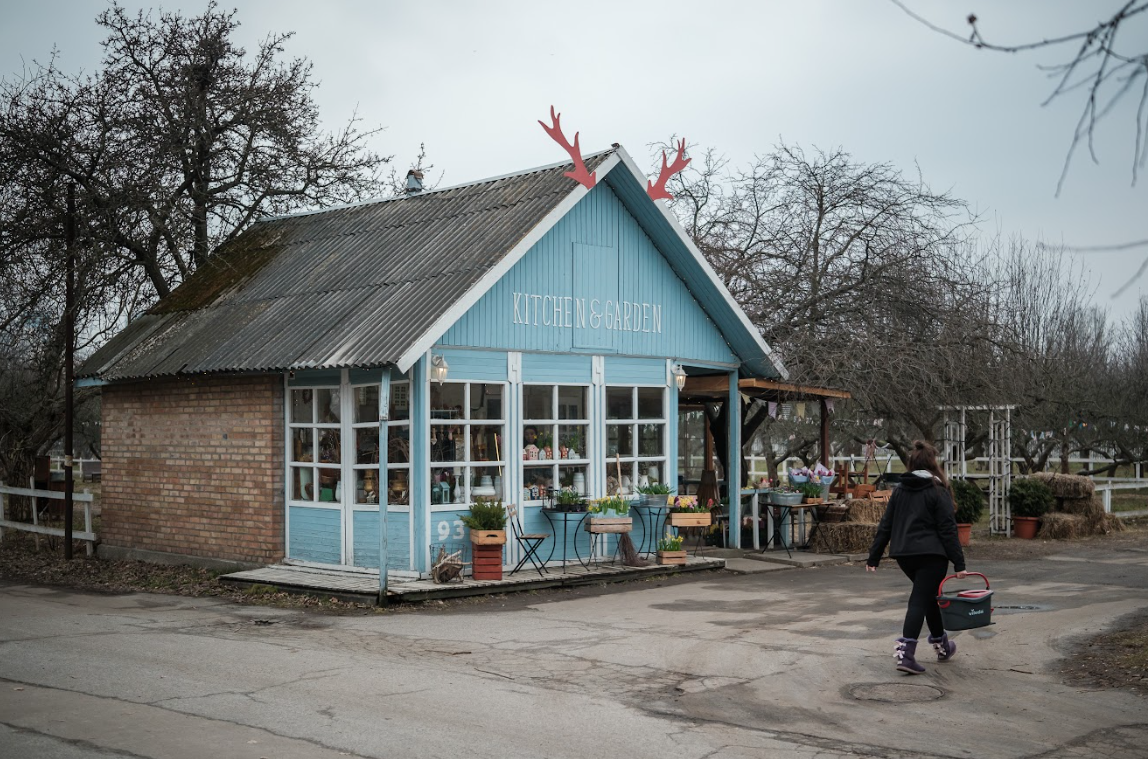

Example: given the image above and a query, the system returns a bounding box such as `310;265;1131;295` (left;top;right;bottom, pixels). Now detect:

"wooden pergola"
680;377;852;476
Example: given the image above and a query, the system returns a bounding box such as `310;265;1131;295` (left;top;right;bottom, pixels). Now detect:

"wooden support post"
820;398;830;467
727;371;741;549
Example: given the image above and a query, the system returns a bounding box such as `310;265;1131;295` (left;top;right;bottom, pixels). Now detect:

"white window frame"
521;383;593;504
428;380;507;512
604;384;668;493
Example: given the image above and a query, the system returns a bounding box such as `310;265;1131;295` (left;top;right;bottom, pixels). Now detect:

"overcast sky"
3;0;1145;320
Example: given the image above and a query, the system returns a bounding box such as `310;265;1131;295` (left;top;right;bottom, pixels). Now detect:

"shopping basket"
936;572;994;631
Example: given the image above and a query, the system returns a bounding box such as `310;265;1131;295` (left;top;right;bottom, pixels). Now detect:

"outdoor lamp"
672;363;688;391
430;354;449;384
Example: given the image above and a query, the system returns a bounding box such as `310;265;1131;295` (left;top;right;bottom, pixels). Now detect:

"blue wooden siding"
288;506;341;564
434;348;508;382
521;353;593;384
439;183;737;365
604;357;665;385
352;510;411;571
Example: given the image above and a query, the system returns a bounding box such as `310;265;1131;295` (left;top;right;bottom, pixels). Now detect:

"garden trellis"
940;405;1015;536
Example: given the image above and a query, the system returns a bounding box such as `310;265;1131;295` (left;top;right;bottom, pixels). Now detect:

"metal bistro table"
631;501;668;556
540;508;590;569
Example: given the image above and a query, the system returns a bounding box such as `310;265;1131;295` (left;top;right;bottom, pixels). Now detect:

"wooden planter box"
471;543;504;581
669;512;712;527
657;550;687;565
586;517;632;534
802;497;824;505
469;529;507;546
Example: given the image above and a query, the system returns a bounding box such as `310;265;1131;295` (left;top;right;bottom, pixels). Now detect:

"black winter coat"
866;473;966;571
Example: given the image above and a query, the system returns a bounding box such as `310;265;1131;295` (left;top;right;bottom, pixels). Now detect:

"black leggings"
895;554;950;639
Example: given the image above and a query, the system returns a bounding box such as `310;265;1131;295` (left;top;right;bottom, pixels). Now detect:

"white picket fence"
1094;479;1148;516
0;484;98;555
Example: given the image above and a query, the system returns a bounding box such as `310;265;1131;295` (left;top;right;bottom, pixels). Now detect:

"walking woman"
866;440;968;674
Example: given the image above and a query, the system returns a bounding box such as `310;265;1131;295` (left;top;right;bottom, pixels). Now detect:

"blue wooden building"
80;147;786;576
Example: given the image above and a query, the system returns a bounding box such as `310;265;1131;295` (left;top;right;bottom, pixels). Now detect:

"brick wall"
101;374;284;564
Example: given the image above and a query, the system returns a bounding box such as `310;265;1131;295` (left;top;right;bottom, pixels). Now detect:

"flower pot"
669;511;712;527
657;550;687;565
586;517;632;534
788;474;810;486
637;494;665;509
769;492;803;507
1013;516;1040;539
802;497;824;505
957;523;972;547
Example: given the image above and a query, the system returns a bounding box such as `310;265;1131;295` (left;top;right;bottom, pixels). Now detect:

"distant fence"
0;484;98;555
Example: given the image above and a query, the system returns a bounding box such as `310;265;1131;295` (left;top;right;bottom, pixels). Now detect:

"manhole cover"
849;683;944;702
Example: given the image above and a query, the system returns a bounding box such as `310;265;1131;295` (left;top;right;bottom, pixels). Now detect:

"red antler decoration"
647;139;690;201
538;106;596;191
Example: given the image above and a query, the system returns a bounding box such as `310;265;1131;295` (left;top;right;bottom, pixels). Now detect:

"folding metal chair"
506;503;548;577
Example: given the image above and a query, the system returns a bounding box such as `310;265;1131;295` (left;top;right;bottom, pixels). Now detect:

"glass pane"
470;425;502;462
356;469;381;505
291;466;314;501
318;468;341;503
471;465;504;502
318;429;341;464
354;385;379;423
389;382;410;421
534;425;556;459
558;464;588;495
523;385;553;420
356;428;379;465
557;385;587;420
471;383;503;420
430;424;462;462
637;460;665;488
291;428;314;463
522;425;541;459
639;423;664;456
431;467;463;505
430;383;464;420
637;387;664;419
606;387;633;419
523;465;555;501
317;388;340;424
607;460;634;496
387;467;410;505
606;424;632;457
558;424;587;459
388;424;411;464
290;389;314;424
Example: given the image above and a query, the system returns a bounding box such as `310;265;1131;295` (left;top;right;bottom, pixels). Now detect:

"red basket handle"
937;571;990;599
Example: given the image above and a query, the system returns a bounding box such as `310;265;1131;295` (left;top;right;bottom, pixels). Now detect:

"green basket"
936;572;994;631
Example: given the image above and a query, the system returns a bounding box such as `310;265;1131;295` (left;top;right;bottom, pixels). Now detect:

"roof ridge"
259;148;617;223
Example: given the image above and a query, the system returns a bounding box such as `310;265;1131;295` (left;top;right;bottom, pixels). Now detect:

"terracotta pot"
957;523;972;547
1013;516;1040;539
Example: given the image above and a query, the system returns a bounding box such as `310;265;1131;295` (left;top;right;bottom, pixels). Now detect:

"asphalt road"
2;543;1147;759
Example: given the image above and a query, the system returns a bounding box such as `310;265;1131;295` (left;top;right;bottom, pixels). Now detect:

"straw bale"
1039;512;1086;539
1030;472;1094;499
1058;495;1105;518
810;522;880;554
1087;511;1126;535
844;498;887;524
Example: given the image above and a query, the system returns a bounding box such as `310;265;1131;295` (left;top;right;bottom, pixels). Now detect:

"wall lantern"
430;354;449;384
672;363;688;391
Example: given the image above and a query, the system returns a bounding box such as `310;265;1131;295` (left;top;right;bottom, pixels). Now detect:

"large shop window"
349;380;411;507
430;382;506;506
605;385;667;494
289;386;343;504
522;384;590;502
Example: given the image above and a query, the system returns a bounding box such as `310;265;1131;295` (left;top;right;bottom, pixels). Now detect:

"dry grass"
1039;512;1087;539
810;522;879;554
843;498;886;524
1061;608;1148;696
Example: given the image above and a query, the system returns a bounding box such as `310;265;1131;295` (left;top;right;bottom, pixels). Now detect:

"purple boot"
929;633;957;662
895;637;926;674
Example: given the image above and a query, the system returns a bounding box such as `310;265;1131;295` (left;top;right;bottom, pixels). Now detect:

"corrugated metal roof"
79;152;615;381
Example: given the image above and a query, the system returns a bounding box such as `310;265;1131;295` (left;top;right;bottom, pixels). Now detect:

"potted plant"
668;495;713;527
462;498;508;580
787;466;811;486
951;479;984;547
1008;478;1054;539
798;482;824;504
586;495;633;534
811;463;835;499
769;486;803;507
552;488;588;512
561;431;581;459
656;534;686;565
636;482;673;509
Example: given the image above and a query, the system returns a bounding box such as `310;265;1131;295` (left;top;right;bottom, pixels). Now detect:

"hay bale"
1030;472;1094;499
844;498;887;524
1087;511;1125;535
810;522;880;554
1039;512;1087;539
1058;495;1105;518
